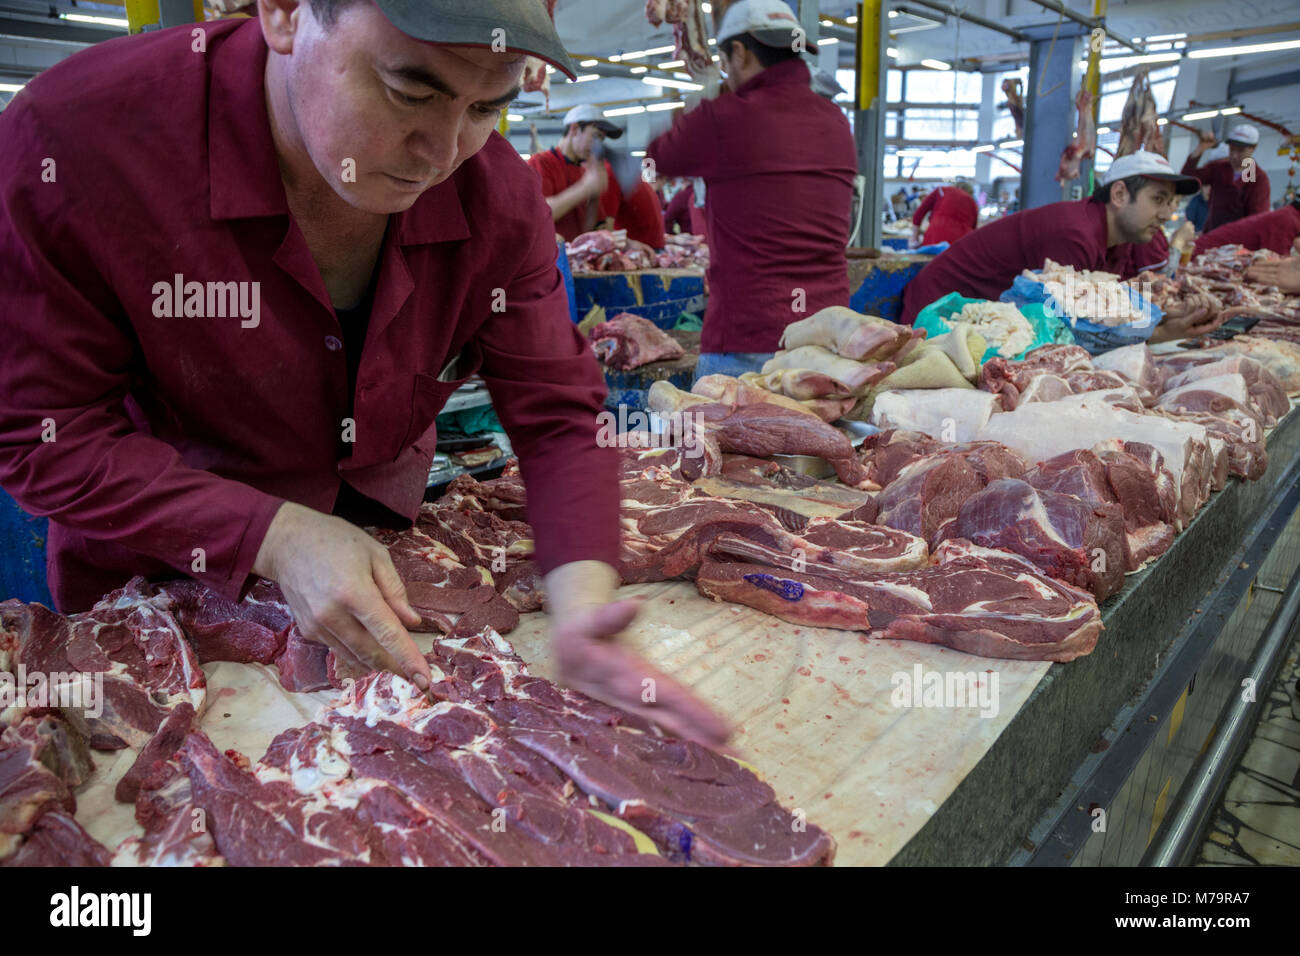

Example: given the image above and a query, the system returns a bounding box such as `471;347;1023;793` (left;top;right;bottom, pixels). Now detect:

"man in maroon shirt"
612;178;668;250
1181;124;1271;234
0;0;725;745
911;181;979;246
1194;197;1300;257
646;0;856;379
901;152;1223;342
527;103;622;242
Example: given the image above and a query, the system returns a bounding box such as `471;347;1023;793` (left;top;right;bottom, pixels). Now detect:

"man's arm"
1180;130;1217;183
645;97;727;181
473;198;729;746
912;190;937;227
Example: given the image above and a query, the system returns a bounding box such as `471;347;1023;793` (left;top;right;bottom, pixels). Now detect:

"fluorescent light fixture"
1181;109;1221;121
60;13;128;27
1188;39;1300;59
632;150;647;157
545;65;556;74
644;76;704;91
821;19;833;25
1220;106;1242;115
605;106;647;117
847;15;858;24
887;47;899;57
518;153;531;161
0;82;24;93
1000;139;1023;148
820;37;840;46
580;59;598;67
701;2;712;12
646;101;685;112
920;59;951;70
573;74;600;83
1145;33;1187;42
1157;118;1168;125
659;60;685;69
506;113;524;122
971;144;995;153
1096;125;1111;134
630;66;649;74
712;54;720;61
608;54;623;62
888;9;899;17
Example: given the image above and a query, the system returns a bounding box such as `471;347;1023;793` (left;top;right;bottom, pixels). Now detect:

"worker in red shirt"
1181;124;1271;233
527;103;622;242
1194;196;1300;257
646;0;856;379
901;152;1224;343
663;178;707;236
0;1;725;746
911;181;979;246
611;177;667;250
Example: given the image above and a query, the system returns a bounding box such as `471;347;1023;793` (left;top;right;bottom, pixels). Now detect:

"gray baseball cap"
373;0;578;79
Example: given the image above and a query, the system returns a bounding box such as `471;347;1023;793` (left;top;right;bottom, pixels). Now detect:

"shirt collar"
206;19;469;246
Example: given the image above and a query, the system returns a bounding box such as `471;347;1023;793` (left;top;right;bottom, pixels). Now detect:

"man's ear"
1108;181;1127;207
259;0;303;55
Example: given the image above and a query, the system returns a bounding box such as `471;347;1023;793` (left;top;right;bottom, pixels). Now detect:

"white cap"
717;0;818;53
561;104;624;138
1225;123;1259;146
1100;149;1199;195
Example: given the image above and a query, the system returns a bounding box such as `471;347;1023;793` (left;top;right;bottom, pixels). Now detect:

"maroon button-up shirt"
1180;155;1271;234
901;199;1164;323
0;19;618;612
647;59;856;354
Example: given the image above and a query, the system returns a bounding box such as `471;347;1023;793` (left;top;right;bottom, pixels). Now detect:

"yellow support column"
125;0;205;34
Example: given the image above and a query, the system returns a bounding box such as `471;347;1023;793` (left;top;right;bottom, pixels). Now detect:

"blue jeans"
694;352;775;382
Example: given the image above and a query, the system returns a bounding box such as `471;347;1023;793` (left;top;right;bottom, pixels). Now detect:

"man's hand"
254;502;431;690
1148;304;1225;343
580;157;608;200
1246;257;1300;293
1192;128;1216;158
545;561;730;748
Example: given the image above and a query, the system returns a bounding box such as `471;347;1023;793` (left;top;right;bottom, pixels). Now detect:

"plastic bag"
1000;274;1162;354
912;292;1075;364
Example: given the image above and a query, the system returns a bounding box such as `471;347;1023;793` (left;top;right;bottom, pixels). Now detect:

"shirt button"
324;336;343;352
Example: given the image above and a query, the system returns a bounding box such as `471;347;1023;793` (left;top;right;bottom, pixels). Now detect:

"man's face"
1112;180;1177;244
272;2;524;213
1228;142;1256;169
568;123;606;161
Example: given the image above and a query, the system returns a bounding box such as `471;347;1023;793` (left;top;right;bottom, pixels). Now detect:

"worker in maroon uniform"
1181;123;1270;233
663;178;707;236
901;152;1223;343
0;0;726;746
646;0;856;379
911;181;979;246
1194;196;1300;257
611;177;667;250
527;103;622;242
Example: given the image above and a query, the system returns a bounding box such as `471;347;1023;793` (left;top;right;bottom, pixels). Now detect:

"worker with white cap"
1181;123;1271;233
646;0;857;379
528;103;623;241
903;151;1226;342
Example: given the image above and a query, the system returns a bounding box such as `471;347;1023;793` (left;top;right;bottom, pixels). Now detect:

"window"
903;108;977;142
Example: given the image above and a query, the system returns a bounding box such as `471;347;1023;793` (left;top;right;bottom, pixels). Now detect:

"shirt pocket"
404;340;484;454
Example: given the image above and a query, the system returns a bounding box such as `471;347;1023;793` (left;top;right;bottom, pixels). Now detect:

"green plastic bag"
912;293;1075;364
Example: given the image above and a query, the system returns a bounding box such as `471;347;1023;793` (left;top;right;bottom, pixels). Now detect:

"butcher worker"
645;0;856;379
0;0;727;746
527;102;622;242
911;181;979;247
1180;124;1270;233
901;151;1224;343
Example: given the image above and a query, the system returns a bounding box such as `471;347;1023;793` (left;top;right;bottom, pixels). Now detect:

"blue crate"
0;488;53;606
849;259;929;323
572;271;707;329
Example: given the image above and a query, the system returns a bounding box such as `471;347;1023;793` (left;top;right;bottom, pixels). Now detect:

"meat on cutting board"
696;540;1103;662
779;306;914;361
589;313;686;370
935;478;1128;600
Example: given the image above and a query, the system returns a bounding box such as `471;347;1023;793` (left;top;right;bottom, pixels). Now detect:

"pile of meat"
567;231;710;273
1131;245;1300;340
588;313;686;370
1;570;834;866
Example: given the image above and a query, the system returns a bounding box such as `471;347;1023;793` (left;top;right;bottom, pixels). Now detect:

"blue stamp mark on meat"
743;572;804;602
